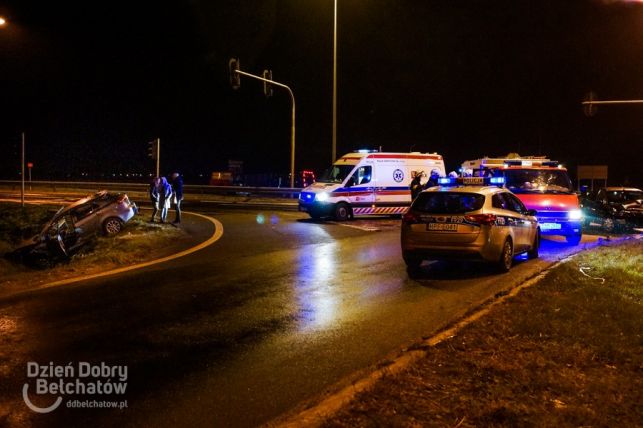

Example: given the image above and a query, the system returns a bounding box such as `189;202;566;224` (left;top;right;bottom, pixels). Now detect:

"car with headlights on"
9;191;138;266
401;177;540;273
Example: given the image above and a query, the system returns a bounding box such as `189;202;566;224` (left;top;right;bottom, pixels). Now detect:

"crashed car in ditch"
580;187;643;233
9;191;138;265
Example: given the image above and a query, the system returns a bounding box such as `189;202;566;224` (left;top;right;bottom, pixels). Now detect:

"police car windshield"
412;192;485;214
318;165;355;184
504;170;573;194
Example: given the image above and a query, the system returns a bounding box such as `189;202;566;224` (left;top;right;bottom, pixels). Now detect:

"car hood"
515;194;579;212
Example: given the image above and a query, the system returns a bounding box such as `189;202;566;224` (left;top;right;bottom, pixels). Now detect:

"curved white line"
39;211;223;288
22;384;63;414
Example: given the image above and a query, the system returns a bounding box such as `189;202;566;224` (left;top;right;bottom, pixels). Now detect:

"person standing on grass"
158;176;173;223
169;171;184;224
149;177;161;222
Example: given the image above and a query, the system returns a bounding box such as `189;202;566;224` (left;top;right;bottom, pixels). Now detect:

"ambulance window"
352;166;371;185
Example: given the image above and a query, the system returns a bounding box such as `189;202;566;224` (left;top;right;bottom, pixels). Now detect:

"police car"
401;177;540;272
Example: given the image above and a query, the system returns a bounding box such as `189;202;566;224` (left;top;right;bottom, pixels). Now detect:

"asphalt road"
0;208;612;427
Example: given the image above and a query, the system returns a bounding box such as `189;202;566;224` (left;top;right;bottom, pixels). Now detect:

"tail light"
402;211;421;225
465;213;497;225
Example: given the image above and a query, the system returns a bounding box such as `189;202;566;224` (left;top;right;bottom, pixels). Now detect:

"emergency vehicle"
299;151;446;220
461;154;583;244
401;176;539;273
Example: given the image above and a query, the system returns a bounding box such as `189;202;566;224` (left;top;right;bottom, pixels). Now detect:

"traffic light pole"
156;138;160;178
232;68;296;189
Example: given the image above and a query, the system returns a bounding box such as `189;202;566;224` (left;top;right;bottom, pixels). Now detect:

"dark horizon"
1;0;642;186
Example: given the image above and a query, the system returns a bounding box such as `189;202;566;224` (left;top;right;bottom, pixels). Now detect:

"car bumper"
401;226;505;263
537;219;581;236
298;201;334;217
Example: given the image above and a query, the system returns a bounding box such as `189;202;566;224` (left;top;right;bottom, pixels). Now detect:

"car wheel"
103;217;124;236
334;202;351;221
403;252;422;268
565;232;582;245
527;230;540;259
497;238;513;272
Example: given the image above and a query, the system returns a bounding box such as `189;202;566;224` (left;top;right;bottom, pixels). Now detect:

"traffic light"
263;69;273;97
147;140;158;160
229;58;240;90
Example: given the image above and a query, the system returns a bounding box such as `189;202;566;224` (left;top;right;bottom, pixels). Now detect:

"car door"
503;192;534;252
345;165;375;208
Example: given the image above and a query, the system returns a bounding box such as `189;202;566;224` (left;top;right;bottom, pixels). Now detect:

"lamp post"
332;0;338;163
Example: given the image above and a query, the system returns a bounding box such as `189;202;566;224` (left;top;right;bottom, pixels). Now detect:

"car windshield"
317;164;355;184
504;169;573;194
412;192;485;214
606;190;643;203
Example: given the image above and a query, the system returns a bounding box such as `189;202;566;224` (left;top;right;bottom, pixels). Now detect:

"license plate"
540;222;561;230
427;223;458;232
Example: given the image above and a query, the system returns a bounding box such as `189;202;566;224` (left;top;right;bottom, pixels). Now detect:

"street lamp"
332;0;337;163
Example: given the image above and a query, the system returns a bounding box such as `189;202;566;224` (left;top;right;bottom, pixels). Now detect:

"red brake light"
465;213;497;225
402;211;420;225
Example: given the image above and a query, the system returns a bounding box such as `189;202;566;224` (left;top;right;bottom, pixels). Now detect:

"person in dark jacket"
169;171;184;224
410;171;424;200
149;177;161;222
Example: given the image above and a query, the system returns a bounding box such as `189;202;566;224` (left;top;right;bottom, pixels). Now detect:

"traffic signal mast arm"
229;63;296;188
582;99;643;105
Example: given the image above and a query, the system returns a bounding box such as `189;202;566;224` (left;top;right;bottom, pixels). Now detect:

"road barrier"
0;180;302;199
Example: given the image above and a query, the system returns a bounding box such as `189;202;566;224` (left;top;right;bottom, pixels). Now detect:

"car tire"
603;218;615;233
527;230;539;260
103;217;124;236
565;232;582;245
334;202;351;221
403;252;422;269
497;238;513;272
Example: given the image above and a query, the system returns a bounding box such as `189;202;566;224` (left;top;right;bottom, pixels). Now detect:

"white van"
298;151;446;220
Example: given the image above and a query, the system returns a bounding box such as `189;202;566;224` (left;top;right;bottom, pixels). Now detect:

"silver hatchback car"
12;191;138;265
401;177;540;272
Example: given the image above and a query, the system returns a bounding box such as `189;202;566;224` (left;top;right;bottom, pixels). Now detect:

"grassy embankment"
325;239;643;427
0;203;187;293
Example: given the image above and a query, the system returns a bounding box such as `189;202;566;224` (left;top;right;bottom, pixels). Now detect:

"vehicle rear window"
412;192;485;214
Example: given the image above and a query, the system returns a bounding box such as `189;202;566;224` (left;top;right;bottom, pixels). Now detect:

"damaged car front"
9;191;138;266
581;187;643;233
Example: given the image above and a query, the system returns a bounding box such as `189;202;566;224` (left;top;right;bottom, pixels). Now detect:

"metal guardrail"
0;180;302;199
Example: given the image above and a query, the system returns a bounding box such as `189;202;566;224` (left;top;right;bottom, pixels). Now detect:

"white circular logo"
393;169;404;183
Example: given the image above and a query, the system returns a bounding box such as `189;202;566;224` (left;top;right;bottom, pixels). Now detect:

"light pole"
332;0;338;163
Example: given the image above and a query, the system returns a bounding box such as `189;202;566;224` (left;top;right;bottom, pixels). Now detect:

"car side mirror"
346;177;356;187
526;209;537;216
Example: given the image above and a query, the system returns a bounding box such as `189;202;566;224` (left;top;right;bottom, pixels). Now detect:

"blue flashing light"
438;177;456;185
489;177;505;185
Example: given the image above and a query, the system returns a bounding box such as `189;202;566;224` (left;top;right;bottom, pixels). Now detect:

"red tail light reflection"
464;213;496;225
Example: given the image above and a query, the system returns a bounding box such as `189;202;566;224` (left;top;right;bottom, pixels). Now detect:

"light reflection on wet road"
0;210;630;427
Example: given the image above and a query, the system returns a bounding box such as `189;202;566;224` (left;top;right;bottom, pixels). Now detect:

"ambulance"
461;154;583;244
299;150;446;220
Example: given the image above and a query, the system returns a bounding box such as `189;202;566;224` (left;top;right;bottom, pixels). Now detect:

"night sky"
1;0;643;186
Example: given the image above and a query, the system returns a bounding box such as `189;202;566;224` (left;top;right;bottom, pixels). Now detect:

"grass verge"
324;239;643;427
0;204;188;295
